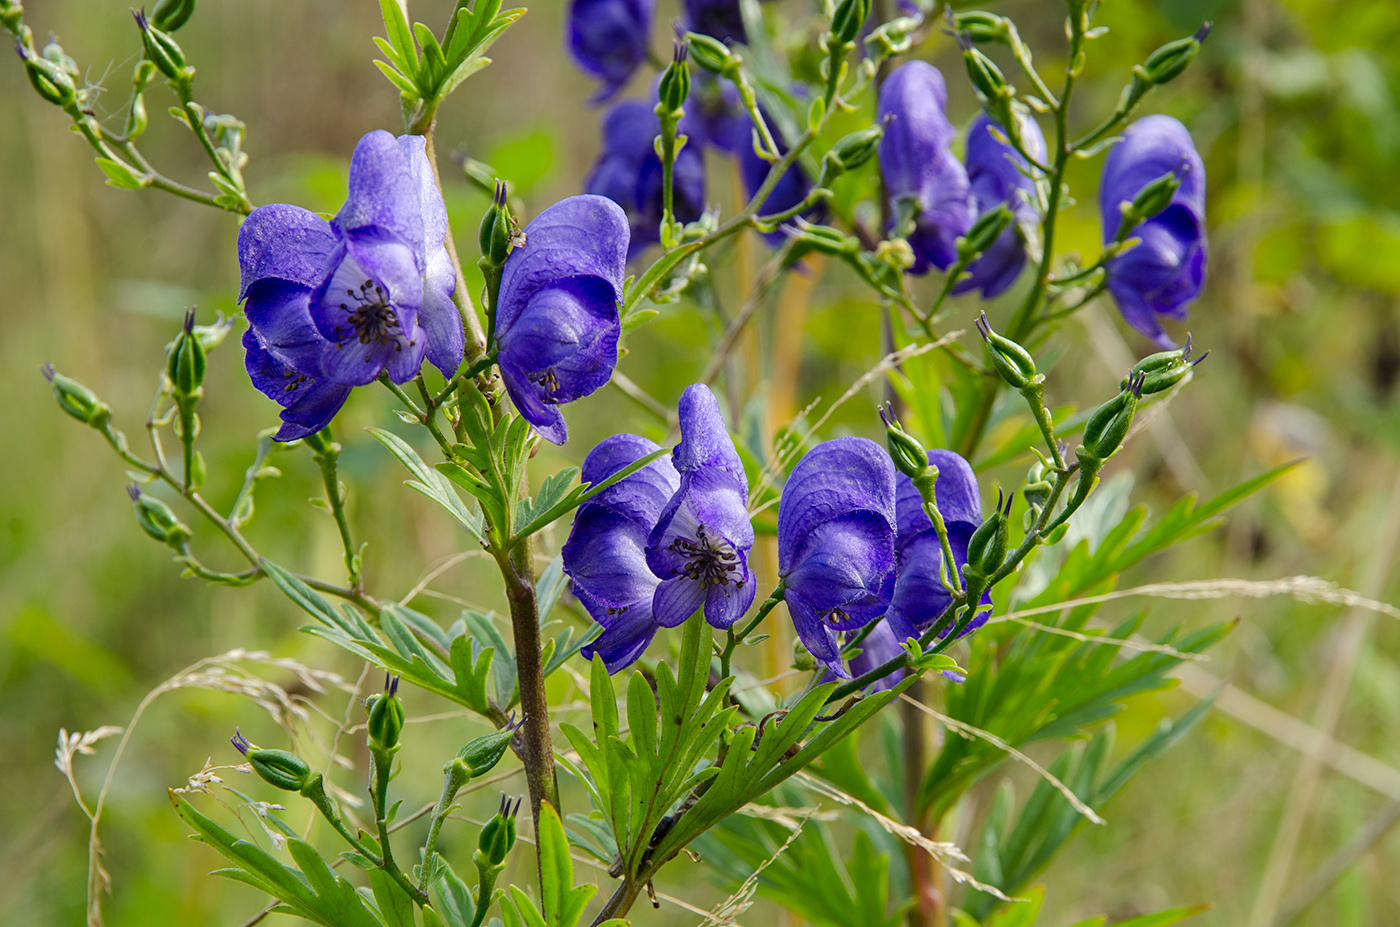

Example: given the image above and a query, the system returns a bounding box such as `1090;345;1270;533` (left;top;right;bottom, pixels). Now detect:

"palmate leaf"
170;793;385;927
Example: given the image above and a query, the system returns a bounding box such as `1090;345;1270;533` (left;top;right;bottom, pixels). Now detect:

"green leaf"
522;467;581;530
1111;905;1210;927
378;0;419;70
369;427;489;541
434;860;477;927
170;793;382;927
95;157;146;189
512;448;670;542
536;801;598;927
260;559;373;639
368;868;416;927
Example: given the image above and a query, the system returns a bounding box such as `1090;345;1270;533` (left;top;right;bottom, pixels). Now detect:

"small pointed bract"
494;195;630;445
777;437;898;678
1100;114;1207;349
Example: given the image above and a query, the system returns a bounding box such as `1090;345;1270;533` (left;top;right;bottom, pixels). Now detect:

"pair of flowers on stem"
561;382;991;681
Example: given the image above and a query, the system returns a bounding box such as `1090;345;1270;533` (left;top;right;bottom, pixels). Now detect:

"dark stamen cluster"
534;368;562;396
338;278;404;350
668;524;743;587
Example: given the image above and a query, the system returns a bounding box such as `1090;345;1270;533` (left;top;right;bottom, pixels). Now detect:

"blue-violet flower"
563;434;680;671
777;437;897;677
567;0;654;102
494;194;629;445
645;383;756;629
1099;114;1207;349
238;130;459;440
683;0;748;44
886;450;989;645
955;112;1047;298
877;61;975;274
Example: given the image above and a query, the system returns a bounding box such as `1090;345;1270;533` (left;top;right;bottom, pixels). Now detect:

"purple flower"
877;61;975;275
563;434;681;672
777;437;898;678
494;194;629;445
568;0;654;102
645;384;756;629
736;108;822;246
691;74;744;155
683;0;747;44
955;113;1047;298
1099;114;1207;349
584;98;706;259
238;130;460;440
886;450;990;645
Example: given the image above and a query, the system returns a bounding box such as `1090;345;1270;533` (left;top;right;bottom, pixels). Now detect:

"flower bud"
792;638;817;673
127;484;190;547
167;308;206;398
0;2;22;34
1121;336;1206;396
150;0;196;32
954;11;1009;44
958;205;1015;262
231;729;316;792
16;40;76;106
975;311;1038;390
880;405;930;482
825;123;884;174
1115;168;1184;241
40;38;79;80
452;725;515;779
1023;462;1053;509
830;0;871;46
42;365;111;427
1142;23;1210;86
781;219;859;257
960;37;1011;104
478;180;513;267
366;675;405;752
685;31;732;73
656;42;690;120
964;491;1012;580
133;9;189;82
477;794;520;867
1082;372;1144;461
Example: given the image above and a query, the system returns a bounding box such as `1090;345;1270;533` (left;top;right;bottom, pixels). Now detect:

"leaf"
512;448;670;542
170;793;383;927
369;429;490;541
1111;905;1210;927
536;801;598;927
522;468;580;530
378;0;419;71
463;610;517;707
261;559;373;639
434;860;477;927
368;867;417;927
95;157;145;189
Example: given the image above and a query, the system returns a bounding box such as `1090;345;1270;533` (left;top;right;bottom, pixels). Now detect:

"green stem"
719;585;786;679
306;430;360;587
381;376;455;458
417;762;470;893
370;749;429;906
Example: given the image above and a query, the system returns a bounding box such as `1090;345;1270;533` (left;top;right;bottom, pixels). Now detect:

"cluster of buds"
15;35;79;107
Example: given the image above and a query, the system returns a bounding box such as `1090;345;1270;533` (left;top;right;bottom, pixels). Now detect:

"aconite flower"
956;112;1047;298
1100;114;1207;349
494;194;629;445
567;0;654;102
238;130;459;439
777;437;897;678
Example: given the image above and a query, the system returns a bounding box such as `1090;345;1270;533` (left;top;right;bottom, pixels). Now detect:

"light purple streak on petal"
237;204;338;299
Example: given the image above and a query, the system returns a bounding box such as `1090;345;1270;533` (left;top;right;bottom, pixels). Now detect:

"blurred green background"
3;0;1400;924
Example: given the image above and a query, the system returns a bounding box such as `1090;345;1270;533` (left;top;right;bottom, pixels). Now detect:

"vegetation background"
2;0;1399;925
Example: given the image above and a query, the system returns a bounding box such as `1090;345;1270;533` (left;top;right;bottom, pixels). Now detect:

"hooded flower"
563;434;681;672
683;0;747;44
238;130;460;440
567;0;654;101
1099;114;1207;349
955;112;1047;299
584;98;706;259
877;61;975;275
494;194;630;445
645;384;756;628
736;107;822;246
777;437;898;677
886;450;990;645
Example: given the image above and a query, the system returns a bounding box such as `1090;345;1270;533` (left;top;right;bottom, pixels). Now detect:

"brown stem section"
591;879;644;927
499;537;560;870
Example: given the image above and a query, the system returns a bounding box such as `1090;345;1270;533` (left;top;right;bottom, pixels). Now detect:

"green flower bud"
366;676;405;752
1082;372;1144;461
1142;23;1210;86
16;41;76;106
880;405;930;482
685;31;731;73
960;36;1011;103
782;219;859;257
792;639;817;673
830;0;871;46
656;42;690;119
959;205;1015;262
975;311;1038;390
40;38;79;80
1023;461;1053;509
964;490;1012;580
478;180;513;267
133;9;189;82
477;794;520;867
1121;336;1206;395
453;725;514;779
954;12;1009;44
150;0;196;32
127;484;190;548
0;2;23;34
825;123;884;174
1115;169;1185;242
167;309;207;398
231;730;316;792
42;365;111;427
